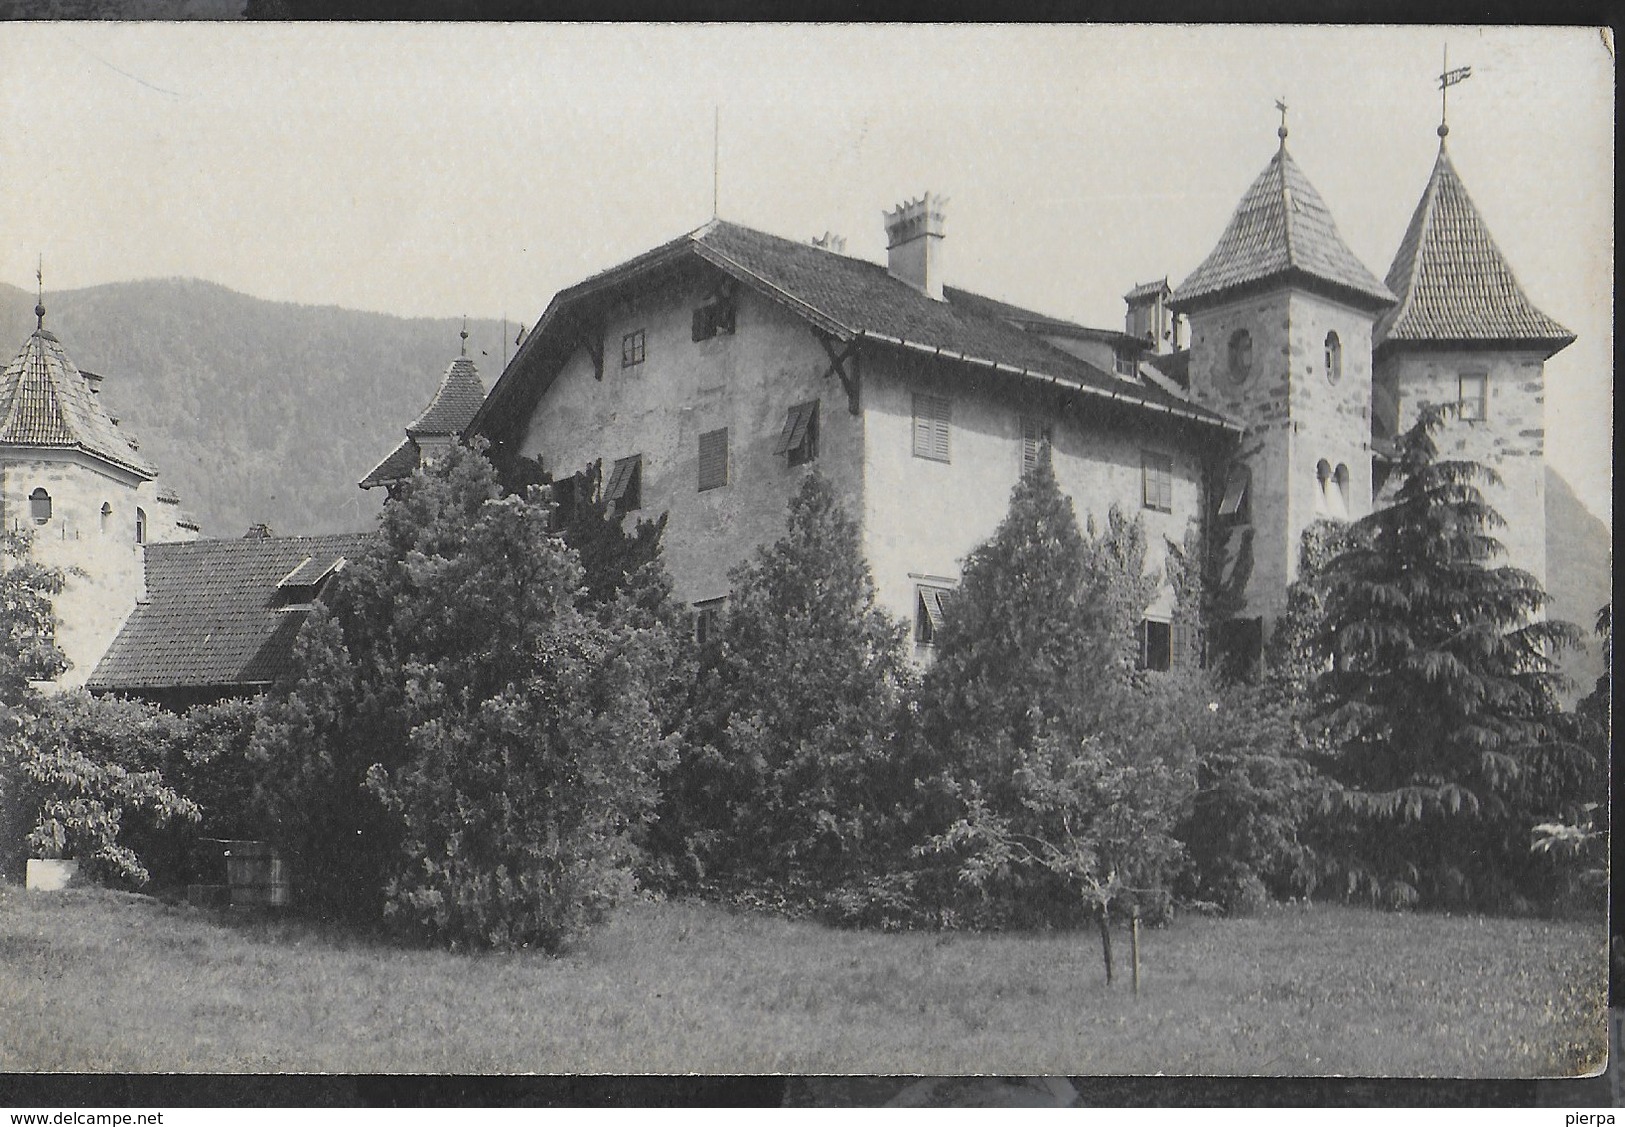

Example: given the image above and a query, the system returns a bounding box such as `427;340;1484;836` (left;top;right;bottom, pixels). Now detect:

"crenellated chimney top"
810;231;847;254
883;193;948;301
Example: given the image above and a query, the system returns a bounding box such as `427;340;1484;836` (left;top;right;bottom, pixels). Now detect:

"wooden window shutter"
698;428;729;491
913;394;951;462
1021;417;1051;474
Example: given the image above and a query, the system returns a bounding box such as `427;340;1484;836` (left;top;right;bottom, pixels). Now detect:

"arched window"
1324;331;1342;384
1227;329;1253;384
100;502;112;536
135;507;147;545
1332;463;1351;519
29;488;51;525
1314;460;1332;515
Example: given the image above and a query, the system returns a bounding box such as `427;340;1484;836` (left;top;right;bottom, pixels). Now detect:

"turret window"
1458;371;1487;421
1226;329;1253;385
1324;332;1342;384
28;488;51;525
100;502;112;535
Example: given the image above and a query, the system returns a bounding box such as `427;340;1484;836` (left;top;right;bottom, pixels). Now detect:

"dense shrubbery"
663;474;920;917
251;445;674;950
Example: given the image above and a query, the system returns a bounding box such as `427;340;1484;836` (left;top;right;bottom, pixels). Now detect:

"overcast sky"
0;23;1612;525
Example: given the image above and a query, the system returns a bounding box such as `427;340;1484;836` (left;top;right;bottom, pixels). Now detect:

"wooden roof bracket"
813;328;861;415
578;319;606;381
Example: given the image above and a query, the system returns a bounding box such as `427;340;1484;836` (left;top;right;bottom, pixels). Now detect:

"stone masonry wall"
1375;347;1549;589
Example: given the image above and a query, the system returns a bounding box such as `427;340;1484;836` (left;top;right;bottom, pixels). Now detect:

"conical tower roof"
405;354;486;437
361;353;486;490
1172;144;1394;314
0;326;155;478
1374;143;1574;356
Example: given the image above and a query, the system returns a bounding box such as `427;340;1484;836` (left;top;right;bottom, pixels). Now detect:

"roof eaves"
689;239;856;341
855;330;1241;434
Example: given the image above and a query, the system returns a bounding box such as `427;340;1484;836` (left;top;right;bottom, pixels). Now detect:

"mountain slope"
0;280;513;537
1545;464;1612;704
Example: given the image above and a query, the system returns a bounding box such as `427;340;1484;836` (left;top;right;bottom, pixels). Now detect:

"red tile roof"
476;219;1237;438
1171;145;1394;314
87;532;376;692
0;329;155;477
1374;145;1574;355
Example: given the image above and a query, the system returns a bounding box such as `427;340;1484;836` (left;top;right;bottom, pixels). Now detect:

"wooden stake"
1097;909;1114;986
1131;910;1141;997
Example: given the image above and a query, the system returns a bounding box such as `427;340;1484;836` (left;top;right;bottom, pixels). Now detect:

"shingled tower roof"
1171;142;1394;314
0;326;155;478
1374;143;1575;356
361;352;486;490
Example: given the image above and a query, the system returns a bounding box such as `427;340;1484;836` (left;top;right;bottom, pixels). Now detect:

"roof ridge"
1277;150;1295;267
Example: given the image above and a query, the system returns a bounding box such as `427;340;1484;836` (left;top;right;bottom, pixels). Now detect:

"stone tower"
0;306;198;687
1372;129;1573;592
359;333;486;495
1169;123;1396;646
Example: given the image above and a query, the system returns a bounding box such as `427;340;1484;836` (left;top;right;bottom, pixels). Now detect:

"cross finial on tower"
34;255;45;330
1438;44;1472;141
459;316;469;357
1275;98;1289;146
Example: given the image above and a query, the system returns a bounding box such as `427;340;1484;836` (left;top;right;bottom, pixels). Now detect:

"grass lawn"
0;884;1605;1076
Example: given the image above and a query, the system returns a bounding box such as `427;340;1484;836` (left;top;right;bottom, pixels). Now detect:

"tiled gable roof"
359;436;420;490
1172;146;1394;313
87;532;377;692
407;355;486;437
0;329;155;477
478;219;1236;435
1374;145;1574;354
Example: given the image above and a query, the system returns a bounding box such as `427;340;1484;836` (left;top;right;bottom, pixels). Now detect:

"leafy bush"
668;474;919;912
253;444;671;950
0;692;197;885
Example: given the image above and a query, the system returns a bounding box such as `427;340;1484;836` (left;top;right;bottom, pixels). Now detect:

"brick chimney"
883;193;947;301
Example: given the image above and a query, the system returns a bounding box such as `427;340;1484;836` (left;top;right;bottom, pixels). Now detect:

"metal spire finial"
459;316;469;357
1438;44;1473;141
34;255;45;330
1274;97;1289;146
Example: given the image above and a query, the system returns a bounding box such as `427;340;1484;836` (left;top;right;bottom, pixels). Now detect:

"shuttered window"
1021;417;1052;475
605;454;643;512
1142;451;1174;513
775;400;820;466
698;428;729;492
1217;463;1250;522
913;394;951;462
1139;619;1172;672
915;585;954;645
694;596;728;645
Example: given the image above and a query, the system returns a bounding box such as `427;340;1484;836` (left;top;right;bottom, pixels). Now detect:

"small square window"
913;394;951;462
1458;371;1487;422
775;400;820;467
605;454;643;513
1114;349;1137;378
1142;451;1174;513
1021;417;1052;475
621;329;646;368
698;427;729;492
915;585;954;646
694;596;727;645
1139;619;1172;672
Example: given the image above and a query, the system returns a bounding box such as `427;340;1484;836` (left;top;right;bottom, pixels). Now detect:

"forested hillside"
0;280;512;537
1545;465;1612;704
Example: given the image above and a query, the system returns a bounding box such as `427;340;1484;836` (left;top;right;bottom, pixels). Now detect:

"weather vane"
1438;45;1473;138
34;255;45;329
460;315;469;357
1274;97;1289;143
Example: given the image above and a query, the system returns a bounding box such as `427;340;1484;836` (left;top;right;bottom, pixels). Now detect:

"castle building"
0;301;198;686
456;117;1571;671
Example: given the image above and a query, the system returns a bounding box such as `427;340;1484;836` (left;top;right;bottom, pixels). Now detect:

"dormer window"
275;554;349;607
29;488;51;525
692;294;736;342
1113;348;1137;378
